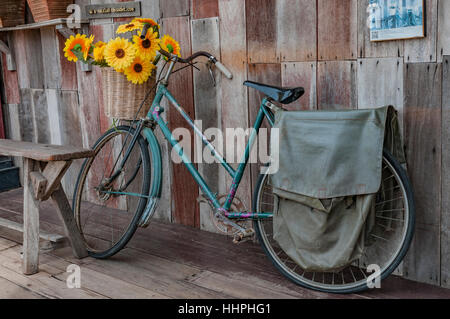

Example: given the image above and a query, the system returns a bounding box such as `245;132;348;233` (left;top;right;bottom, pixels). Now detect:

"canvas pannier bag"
270;106;404;272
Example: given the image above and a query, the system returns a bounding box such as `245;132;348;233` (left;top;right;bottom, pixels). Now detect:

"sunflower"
116;21;143;34
160;35;181;57
93;41;106;62
64;34;91;62
84;35;95;60
132;18;159;28
124;56;155;84
133;30;160;61
104;38;136;70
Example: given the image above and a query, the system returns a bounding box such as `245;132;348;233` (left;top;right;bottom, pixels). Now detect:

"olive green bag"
270;106;404;272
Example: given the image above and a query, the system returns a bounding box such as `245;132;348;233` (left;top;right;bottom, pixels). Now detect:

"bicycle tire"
72;125;151;259
252;149;416;294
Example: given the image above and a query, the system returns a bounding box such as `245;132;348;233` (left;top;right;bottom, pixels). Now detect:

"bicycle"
72;24;415;294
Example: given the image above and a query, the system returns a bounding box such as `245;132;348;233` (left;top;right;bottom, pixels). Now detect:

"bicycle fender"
138;127;163;227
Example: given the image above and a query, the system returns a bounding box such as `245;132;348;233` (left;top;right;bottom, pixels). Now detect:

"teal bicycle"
72;25;415;294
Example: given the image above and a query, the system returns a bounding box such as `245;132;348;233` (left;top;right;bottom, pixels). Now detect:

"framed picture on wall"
369;0;425;41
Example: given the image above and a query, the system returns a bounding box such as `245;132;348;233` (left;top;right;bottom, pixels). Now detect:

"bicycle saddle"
243;81;305;105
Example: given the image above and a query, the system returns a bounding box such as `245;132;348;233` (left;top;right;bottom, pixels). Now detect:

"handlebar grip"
215;61;233;80
140;24;151;39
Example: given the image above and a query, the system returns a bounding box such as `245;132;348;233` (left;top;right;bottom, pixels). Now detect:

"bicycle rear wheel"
72;125;151;259
253;150;415;294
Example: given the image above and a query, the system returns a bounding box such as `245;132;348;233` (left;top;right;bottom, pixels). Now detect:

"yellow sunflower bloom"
64;34;91;62
133;30;160;61
104;37;136;70
124;56;155;85
93;43;106;62
116;21;143;34
84;35;95;60
132;18;159;28
160;35;181;57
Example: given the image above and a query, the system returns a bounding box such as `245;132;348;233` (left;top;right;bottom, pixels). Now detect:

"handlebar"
140;25;233;79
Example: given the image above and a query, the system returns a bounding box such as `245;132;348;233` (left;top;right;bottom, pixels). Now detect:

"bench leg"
23;158;40;275
51;185;88;259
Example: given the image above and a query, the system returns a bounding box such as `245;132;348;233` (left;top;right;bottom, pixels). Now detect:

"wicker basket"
26;0;73;22
101;67;156;120
0;0;26;28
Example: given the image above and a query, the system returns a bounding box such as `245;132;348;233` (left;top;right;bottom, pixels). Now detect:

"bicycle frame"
144;82;274;219
109;60;275;220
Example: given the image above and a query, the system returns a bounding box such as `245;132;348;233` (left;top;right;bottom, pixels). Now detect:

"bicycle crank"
197;194;254;243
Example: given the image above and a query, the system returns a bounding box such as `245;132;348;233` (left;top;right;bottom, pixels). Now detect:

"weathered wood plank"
318;0;358;61
0;277;44;299
160;0;190;18
18;88;34;142
140;0;161;20
357;0;403;58
50;186;88;259
45;89;62;145
1;53;20;104
218;0;252;209
13;30;44;89
403;62;442;286
357;58;404;129
438;0;450;62
317;60;357;110
22;158;40;275
58;90;85;198
191;17;221;233
246;0;278;63
56;33;78;91
441;56;450;288
277;0;316;62
281;62;317;111
31;89;51;144
404;0;438;63
192;0;219;19
40;27;61;89
0;140;94;162
247;63;281;191
161;16;200;227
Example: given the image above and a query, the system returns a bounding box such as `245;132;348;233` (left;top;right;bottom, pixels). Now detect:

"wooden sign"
85;2;141;19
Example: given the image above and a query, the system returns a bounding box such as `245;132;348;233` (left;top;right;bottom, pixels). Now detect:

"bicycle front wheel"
253;150;415;294
73;125;151;259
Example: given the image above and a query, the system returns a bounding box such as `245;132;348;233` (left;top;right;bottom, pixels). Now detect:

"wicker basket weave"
0;0;26;28
27;0;73;23
101;67;156;120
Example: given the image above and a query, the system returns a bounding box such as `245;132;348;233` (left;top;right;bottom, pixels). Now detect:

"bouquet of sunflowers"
63;18;180;85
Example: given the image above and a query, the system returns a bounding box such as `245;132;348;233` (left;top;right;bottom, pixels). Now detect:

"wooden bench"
0;139;94;275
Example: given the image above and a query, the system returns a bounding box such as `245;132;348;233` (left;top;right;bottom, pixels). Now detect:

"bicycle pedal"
232;228;255;244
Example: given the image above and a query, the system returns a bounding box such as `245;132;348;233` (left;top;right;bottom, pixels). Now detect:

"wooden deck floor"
0;188;449;299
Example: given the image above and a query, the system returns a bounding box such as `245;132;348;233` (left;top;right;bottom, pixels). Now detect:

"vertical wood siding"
1;0;450;289
404;0;438;63
317;61;357;110
403;62;442;286
442;56;450;288
318;0;358;61
161;16;200;227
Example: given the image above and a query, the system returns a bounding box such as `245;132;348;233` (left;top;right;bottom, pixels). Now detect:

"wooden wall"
1;0;450;288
